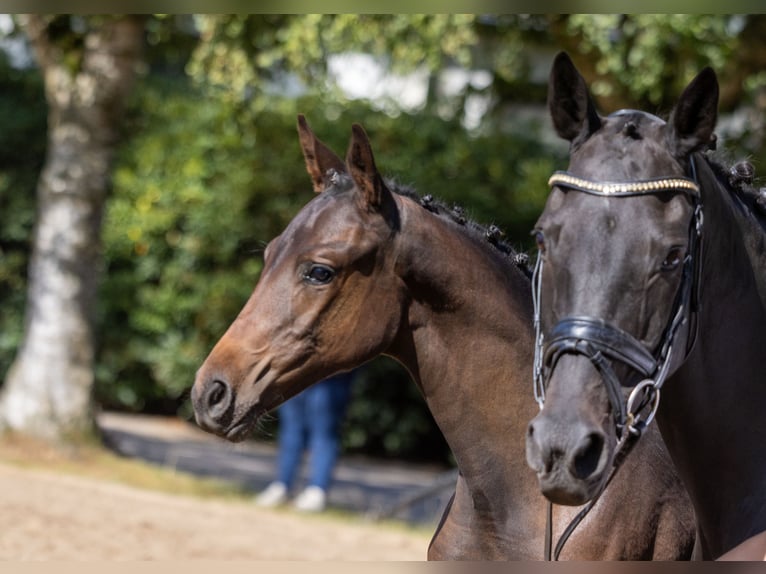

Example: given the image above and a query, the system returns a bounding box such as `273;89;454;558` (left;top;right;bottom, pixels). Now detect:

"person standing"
256;370;356;512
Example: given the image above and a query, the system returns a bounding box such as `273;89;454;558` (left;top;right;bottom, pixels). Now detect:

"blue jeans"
275;372;354;491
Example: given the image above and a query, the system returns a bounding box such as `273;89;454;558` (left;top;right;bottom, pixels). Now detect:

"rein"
533;159;704;561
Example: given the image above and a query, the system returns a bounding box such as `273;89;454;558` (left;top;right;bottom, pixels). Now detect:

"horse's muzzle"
192;378;235;437
526;412;610;506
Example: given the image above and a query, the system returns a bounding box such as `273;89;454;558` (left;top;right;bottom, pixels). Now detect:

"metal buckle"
626;379;661;432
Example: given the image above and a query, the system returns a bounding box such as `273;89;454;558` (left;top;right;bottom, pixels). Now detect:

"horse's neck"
389;198;539;514
660;157;766;557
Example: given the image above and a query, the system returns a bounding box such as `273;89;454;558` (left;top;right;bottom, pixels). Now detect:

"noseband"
532;161;703;434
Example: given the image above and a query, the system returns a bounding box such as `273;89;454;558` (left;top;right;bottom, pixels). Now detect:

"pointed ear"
668;68;718;157
346;123;393;213
547;52;602;143
297;114;346;193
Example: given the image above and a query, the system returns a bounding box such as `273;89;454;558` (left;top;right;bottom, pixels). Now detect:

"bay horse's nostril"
571;431;606;480
204;379;233;421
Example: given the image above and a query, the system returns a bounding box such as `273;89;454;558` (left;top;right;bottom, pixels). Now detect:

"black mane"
704;154;766;226
388;179;532;278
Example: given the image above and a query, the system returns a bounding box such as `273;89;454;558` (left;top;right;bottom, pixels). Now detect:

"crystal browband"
548;171;700;197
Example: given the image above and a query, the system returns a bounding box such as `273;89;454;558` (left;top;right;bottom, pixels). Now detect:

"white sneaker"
256;482;288;507
292;486;327;512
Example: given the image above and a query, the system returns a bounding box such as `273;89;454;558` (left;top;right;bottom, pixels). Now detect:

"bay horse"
191;115;694;559
525;52;766;560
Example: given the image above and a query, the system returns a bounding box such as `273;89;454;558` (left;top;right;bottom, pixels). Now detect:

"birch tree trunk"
0;15;144;440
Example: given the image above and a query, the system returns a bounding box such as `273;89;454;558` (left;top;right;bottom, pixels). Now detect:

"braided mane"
706;155;766;223
400;185;531;277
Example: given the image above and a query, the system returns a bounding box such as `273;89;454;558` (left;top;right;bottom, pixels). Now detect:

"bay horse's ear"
346;123;395;216
547;52;602;144
297;114;346;193
668;67;719;158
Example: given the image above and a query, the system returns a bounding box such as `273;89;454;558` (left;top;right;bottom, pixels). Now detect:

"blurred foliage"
0;58;46;380
5;14;766;463
564;15;741;110
188;15;479;98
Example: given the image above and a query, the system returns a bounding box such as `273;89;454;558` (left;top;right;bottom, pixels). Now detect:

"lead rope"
544;499;553;560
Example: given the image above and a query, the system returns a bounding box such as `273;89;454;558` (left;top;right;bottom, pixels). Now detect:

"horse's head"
525;52;717;505
191;116;406;441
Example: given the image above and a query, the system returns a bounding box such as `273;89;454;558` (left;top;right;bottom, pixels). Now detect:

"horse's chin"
537;469;605;507
221;407;265;443
219;373;310;442
224;421;255;442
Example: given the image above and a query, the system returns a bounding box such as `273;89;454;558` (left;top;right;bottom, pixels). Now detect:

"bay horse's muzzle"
192;378;235;436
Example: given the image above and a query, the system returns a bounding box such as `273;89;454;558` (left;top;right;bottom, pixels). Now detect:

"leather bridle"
532;158;704;560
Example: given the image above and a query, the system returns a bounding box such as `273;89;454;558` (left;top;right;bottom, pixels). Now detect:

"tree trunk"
0;15;144;440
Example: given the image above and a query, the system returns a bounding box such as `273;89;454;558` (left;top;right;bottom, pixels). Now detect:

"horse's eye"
534;230;546;253
304;264;335;285
661;248;685;272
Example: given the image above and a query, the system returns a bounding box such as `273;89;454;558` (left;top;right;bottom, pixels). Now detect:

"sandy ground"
0;462;431;561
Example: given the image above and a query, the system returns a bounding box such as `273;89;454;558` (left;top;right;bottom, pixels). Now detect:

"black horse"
525;52;766;560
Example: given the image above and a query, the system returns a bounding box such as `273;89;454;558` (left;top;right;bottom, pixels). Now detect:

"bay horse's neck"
661;156;766;558
392;196;535;460
387;196;545;556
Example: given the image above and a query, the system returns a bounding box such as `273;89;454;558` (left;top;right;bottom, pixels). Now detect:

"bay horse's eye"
661;247;685;272
304;264;335;285
534;230;546;253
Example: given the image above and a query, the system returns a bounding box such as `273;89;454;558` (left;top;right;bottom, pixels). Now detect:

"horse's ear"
547;52;602;143
346;123;394;214
668;67;719;157
297;114;346;193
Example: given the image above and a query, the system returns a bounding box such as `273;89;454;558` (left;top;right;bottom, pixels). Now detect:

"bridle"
532;156;704;560
533;165;703;431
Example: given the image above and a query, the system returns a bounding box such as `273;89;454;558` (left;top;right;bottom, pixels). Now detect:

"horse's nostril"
571;432;605;480
545;448;563;475
205;379;232;420
208;381;224;405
